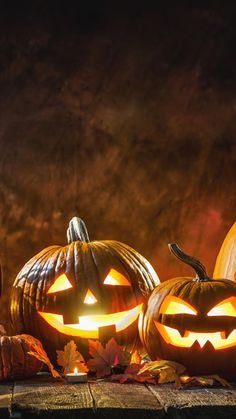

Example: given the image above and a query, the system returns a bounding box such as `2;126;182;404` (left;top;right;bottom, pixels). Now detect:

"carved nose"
84;288;98;305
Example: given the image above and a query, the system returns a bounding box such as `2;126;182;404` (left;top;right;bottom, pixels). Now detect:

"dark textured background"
0;1;236;331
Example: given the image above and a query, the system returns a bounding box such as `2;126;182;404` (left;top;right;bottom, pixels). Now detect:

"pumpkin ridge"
101;240;159;293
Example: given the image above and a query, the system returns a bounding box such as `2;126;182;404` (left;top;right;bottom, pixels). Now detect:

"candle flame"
74;367;78;374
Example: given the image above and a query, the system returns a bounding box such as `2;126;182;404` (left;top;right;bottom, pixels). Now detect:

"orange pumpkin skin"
0;335;42;381
213;222;236;282
11;217;159;363
139;244;236;380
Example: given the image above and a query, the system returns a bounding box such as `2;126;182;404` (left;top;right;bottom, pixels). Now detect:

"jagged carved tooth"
224;329;233;339
178;328;186;337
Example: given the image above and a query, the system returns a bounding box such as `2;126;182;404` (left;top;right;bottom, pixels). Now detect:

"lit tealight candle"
66;368;88;383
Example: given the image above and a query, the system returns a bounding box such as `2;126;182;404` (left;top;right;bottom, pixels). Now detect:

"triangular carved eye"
160;296;197;315
207;297;236;317
103;269;131;286
47;274;73;294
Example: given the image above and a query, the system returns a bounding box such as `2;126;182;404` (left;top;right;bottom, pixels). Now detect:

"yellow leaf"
139;360;186;376
56;340;88;374
138;360;186;388
180;374;231;387
130;350;141;364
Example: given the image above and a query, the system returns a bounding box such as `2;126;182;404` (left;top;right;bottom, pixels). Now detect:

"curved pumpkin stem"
168;243;210;281
67;217;90;244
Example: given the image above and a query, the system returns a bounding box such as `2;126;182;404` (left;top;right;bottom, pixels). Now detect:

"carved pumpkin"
0;334;42;381
11;217;159;362
213;222;236;282
139;244;236;379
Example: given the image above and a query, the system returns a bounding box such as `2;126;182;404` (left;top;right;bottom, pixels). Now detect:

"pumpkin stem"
67;217;90;244
168;243;210;281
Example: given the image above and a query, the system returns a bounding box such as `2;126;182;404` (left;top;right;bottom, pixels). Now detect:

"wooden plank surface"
1;377;236;418
0;384;13;419
12;377;94;419
148;384;236;419
90;381;163;418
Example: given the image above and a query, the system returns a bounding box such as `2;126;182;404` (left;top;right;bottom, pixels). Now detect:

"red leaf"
87;338;130;378
111;364;156;384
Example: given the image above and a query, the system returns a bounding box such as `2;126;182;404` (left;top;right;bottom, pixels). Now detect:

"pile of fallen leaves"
0;322;229;388
27;336;230;388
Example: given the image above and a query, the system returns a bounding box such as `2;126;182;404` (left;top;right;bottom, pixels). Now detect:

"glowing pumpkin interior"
38;269;142;339
155;295;236;350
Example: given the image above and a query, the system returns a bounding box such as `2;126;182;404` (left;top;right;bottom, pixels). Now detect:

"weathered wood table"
1;375;236;419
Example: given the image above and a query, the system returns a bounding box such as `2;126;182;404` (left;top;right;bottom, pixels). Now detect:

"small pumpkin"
0;334;43;381
213;222;236;282
139;244;236;379
11;217;159;362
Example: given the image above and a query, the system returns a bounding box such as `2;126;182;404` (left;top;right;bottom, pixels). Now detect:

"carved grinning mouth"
38;304;143;339
154;321;236;350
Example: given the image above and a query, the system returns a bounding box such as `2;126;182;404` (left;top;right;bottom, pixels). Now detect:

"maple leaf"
138;360;186;388
180;374;231;388
28;340;61;379
0;324;6;335
87;338;130;378
56;340;88;374
130;350;141;364
111;363;156;384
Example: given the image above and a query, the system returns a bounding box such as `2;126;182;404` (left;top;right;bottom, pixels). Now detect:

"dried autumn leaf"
56;340;88;374
87;338;130;378
28;340;61;379
138;360;186;388
139;360;186;376
180;374;231;388
130;350;141;364
111;363;156;384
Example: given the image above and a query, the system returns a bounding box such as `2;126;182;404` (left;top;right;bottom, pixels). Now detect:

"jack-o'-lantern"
139;243;236;379
11;217;159;362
